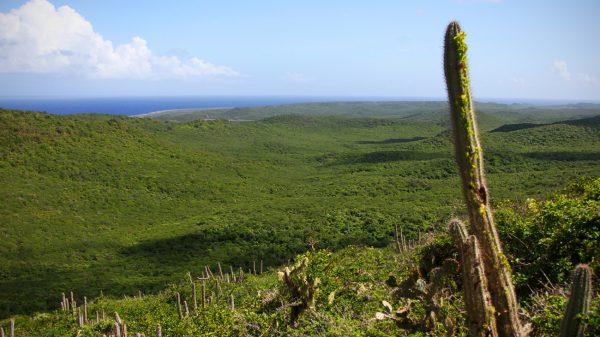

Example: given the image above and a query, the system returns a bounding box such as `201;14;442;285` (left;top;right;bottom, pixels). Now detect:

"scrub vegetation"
1;101;599;335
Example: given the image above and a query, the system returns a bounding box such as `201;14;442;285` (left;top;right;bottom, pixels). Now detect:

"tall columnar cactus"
443;21;525;337
559;264;593;337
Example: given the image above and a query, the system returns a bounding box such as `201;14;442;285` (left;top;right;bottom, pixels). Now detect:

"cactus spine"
559;264;593;337
444;21;524;337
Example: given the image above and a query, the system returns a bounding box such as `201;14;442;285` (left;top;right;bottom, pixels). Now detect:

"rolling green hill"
139;101;600;128
1;106;599;323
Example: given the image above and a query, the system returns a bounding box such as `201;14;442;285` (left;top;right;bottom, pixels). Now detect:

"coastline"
133;106;233;118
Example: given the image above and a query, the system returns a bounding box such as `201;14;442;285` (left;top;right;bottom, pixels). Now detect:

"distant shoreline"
133;107;233;118
0;96;599;116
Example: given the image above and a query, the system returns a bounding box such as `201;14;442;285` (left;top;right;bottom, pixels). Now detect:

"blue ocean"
0;96;409;116
2;96;594;116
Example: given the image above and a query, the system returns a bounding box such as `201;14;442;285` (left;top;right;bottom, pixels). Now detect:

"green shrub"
496;177;600;293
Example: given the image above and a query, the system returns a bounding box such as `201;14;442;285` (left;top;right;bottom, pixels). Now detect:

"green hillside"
1;107;600;325
139;101;600;127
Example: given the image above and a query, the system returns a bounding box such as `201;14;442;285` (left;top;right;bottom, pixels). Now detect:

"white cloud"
0;0;237;79
553;60;598;85
576;73;598;85
553;60;571;81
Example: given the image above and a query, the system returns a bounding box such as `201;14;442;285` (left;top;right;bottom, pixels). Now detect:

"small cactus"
192;281;198;312
114;322;121;337
61;292;66;311
176;292;183;320
278;256;320;325
84;296;88;323
559;264;593;337
202;281;206;308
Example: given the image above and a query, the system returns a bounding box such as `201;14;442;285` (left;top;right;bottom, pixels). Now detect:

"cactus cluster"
278;256;321;325
377;257;461;333
51;267;244;336
443;21;594;337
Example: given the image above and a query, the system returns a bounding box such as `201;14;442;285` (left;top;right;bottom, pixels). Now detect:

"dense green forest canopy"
1;102;599;319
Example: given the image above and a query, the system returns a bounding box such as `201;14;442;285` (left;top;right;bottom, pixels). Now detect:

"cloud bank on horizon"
0;0;238;79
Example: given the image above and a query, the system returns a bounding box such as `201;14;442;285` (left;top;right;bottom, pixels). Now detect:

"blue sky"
0;0;599;100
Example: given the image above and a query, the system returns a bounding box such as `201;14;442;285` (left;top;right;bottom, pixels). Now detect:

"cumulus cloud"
553;60;598;85
0;0;237;79
553;60;571;81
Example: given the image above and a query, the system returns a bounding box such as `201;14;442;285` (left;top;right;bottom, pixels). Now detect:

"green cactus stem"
202;281;206;308
176;292;183;320
559;264;593;337
449;219;498;337
192;281;198;312
114;321;121;337
84;296;88;324
444;21;524;337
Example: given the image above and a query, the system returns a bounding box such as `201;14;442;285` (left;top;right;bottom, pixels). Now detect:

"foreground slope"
2;178;599;336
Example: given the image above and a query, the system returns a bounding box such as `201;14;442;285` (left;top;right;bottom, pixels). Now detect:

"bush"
495;177;600;293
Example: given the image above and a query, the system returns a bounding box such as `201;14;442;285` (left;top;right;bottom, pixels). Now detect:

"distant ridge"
137;101;600;128
491;114;600;133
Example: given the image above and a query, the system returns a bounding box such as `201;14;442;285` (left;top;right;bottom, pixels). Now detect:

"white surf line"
132;107;233;118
